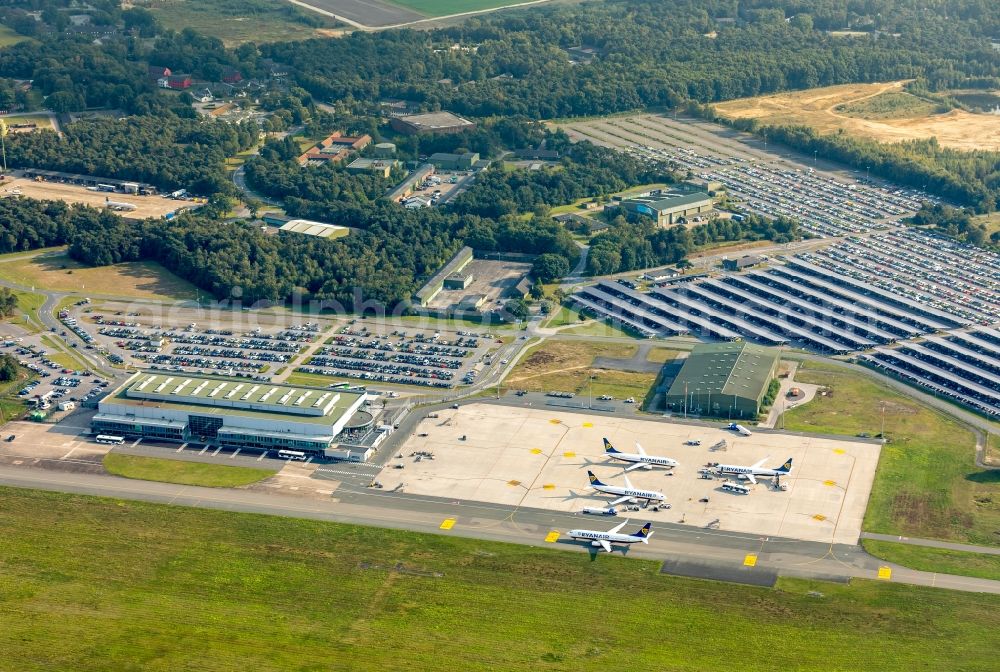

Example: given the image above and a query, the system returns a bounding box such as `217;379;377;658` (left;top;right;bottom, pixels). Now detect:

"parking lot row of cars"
622;143;929;238
295;365;452;389
315;347;463;371
803;229;999;326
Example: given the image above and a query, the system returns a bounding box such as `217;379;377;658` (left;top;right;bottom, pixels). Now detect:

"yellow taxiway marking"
812;514;827;521
549;419;561;424
544;530;560;543
542;484;556;490
439;518;456;530
563;451;576;458
823;480;837;486
878;566;892;581
743;553;758;567
530;448;543;455
833;448;846;455
507;480;521;487
582;422;593;428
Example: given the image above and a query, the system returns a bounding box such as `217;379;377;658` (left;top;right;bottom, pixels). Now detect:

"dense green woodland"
6;117;257;196
0;0;998;303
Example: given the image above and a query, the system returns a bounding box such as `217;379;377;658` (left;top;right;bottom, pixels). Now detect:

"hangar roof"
665;341;778;400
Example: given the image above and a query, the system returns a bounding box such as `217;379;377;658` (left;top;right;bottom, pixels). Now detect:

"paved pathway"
861;532;1000;556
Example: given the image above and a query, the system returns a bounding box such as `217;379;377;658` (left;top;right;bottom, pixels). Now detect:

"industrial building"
428;152;479;170
663;342;780;418
620;192;713;226
278;219;349;239
390;111;476;135
92;373;374;455
346;158;399;178
722;255;763;271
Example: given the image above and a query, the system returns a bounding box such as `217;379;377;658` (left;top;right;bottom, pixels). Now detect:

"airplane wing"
599;539;612;553
624;462;647;473
635;442;647;457
623;474;634;489
608;520;629;535
609;495;631;506
746;474;757;485
751;457;769;469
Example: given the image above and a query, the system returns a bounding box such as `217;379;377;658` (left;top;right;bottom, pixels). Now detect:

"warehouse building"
92;373;371;455
662;341;779;419
278;219;349;240
390;111;476;135
620;192;713;226
428;152;479;170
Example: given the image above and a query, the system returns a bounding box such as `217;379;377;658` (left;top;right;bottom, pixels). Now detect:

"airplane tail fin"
633;522;652;541
587;471;606;487
603;437;619;454
777;458;793;473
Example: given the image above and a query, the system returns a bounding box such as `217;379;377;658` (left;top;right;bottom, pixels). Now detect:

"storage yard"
557;114;933;237
0;177;188;220
380;403;881;545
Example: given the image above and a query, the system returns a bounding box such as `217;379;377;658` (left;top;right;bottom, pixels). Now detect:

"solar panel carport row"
787;259;968;330
661;285;789;346
949;331;1000;359
683;281;850;352
861;354;1000;417
588;282;691;333
923;335;1000;374
645;288;745;342
747;271;902;343
570;293;661;337
767;265;929;336
894;342;1000;390
722;274;881;348
871;347;1000;403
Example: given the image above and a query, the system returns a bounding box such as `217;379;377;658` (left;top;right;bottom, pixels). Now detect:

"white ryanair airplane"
587;471;666;507
568;520;653;553
715;457;793;484
603;437;678;472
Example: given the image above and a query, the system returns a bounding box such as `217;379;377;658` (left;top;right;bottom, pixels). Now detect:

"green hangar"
663;342;779;419
92;373;371;454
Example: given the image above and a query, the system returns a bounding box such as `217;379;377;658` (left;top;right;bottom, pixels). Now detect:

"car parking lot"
379;403;880;544
297;324;495;388
1;339;111;415
559;114;933;237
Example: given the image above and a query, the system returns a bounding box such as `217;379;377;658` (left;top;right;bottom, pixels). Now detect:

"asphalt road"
2;463;998;594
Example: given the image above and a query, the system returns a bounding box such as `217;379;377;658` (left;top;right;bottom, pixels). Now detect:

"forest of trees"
6;116;257;196
586;213;802;275
909;203;999;248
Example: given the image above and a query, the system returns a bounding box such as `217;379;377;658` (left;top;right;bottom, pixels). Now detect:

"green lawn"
560;318;639;339
0;486;997;671
0;366;32;422
543;304;585;329
0;24;30;47
103;454;276;488
862;540;1000;582
784;361;1000;549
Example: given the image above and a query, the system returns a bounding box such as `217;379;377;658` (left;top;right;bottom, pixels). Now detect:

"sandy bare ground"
0;178;191;219
713;81;1000;151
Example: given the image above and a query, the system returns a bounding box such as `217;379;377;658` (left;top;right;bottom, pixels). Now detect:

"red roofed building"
296;132;373;166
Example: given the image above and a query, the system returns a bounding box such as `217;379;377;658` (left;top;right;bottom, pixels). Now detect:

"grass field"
12;290;45;332
713;80;1000;151
504;340;661;401
783;362;999;549
0;250;199;301
0;367;32;422
103;454;276;488
559;318;637;339
543;305;585;329
862;540;1000;582
146;0;337;45
0;24;30;47
0;487;997;671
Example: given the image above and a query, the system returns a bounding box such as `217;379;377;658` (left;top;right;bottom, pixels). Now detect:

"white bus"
95;434;125;445
277;449;307;461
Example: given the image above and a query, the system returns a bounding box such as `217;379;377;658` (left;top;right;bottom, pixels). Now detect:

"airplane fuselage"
611;454;677;468
568;530;644;545
593;484;664;502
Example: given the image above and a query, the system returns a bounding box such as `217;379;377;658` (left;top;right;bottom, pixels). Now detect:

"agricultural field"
783;362;1000;549
713;81;1000;151
0;250;199;301
0;487;997;671
142;0;340;45
103;454;277;488
387;0;542;16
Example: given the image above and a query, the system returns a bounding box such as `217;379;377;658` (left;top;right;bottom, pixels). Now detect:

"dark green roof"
665;342;778;400
624;192;712;213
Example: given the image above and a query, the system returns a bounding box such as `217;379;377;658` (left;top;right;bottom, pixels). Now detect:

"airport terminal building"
663;341;779;418
93;373;371;454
